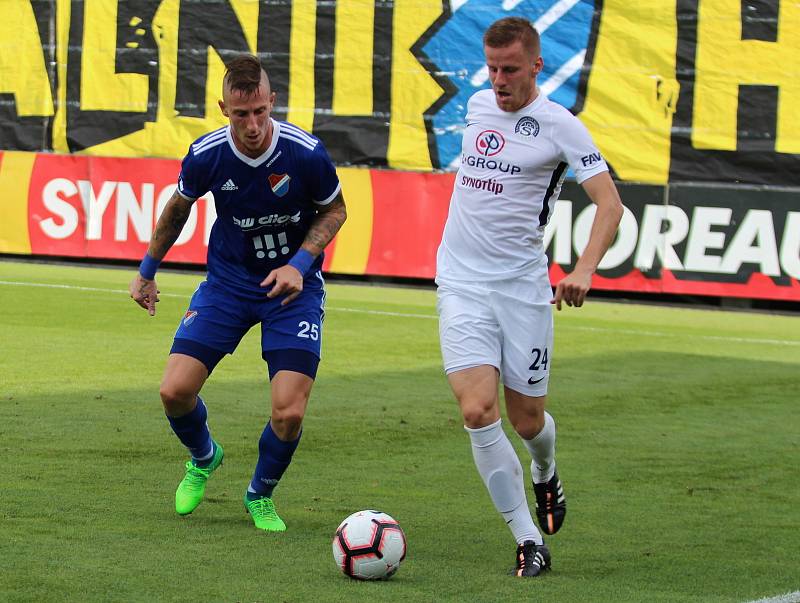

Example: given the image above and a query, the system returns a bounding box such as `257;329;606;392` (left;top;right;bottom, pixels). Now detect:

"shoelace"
249;498;278;520
182;462;212;490
518;546;543;570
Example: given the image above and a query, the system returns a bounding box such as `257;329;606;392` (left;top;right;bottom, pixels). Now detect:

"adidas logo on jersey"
221;179;238;191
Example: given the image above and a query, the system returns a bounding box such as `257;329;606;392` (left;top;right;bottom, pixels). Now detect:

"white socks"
521;411;556;484
465;419;542;545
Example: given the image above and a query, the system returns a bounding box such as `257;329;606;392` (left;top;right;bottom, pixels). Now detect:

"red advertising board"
2;152;799;302
26;154;211;264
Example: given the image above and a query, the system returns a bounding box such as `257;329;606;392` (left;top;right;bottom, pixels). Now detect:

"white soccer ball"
332;510;407;580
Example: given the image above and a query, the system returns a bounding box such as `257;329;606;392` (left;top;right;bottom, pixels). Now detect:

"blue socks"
166;397;214;465
247;421;301;498
168;405;300;496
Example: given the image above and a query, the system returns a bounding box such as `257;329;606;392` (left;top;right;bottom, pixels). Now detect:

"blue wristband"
139;253;160;280
287;249;315;276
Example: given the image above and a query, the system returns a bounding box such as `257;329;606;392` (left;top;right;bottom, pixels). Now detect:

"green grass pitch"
1;260;798;602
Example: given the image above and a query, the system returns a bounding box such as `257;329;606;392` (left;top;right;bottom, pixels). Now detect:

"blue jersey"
176;119;341;298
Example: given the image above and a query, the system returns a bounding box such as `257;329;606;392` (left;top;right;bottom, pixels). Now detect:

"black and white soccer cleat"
533;469;566;535
511;540;551;577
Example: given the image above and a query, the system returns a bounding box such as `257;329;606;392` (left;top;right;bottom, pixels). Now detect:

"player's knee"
159;381;198;415
271;406;305;439
460;399;498;429
510;414;545;440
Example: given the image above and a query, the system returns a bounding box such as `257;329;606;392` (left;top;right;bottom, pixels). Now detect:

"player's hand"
261;265;304;306
551;269;592;311
129;273;160;316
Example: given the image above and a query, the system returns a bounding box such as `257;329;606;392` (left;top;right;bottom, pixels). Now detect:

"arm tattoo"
302;194;347;255
147;191;194;259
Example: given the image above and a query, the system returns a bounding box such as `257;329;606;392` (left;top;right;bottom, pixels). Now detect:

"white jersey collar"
225;118;281;167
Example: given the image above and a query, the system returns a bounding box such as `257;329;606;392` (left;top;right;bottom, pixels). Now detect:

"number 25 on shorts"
297;321;319;340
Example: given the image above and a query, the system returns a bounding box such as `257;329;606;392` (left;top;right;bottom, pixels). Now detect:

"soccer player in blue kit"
129;54;347;532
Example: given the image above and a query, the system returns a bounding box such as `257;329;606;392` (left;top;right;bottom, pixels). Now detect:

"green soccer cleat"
174;442;224;516
244;494;287;532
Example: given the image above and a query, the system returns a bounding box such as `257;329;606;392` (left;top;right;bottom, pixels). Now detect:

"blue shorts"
171;273;325;377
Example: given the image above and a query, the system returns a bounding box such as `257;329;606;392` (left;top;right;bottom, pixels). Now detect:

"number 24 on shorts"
528;347;549;385
297;321;319;340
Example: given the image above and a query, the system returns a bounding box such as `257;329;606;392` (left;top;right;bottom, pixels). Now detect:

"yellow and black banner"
1;1;798;185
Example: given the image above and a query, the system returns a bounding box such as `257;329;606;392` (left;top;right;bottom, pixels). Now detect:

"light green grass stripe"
2;278;799;348
558;324;800;347
745;591;800;603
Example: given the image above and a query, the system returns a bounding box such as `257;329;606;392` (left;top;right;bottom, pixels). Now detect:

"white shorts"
436;272;554;397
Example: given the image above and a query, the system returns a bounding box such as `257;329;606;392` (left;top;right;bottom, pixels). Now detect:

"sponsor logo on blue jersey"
269;173;291;197
183;310;198;326
233;211;302;231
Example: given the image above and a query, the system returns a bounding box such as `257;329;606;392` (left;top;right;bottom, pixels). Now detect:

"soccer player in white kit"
436;17;623;577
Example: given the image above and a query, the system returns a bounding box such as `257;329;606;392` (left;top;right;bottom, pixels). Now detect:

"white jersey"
436;89;608;283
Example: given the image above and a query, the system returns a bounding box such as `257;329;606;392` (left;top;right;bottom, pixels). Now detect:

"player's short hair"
484;17;540;57
223;54;267;97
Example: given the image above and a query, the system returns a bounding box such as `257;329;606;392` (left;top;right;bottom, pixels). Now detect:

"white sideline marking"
329;306;438;320
0;280;189;298
746;591;800;603
1;279;799;348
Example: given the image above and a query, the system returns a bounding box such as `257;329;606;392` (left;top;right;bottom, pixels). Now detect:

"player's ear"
533;56;544;76
218;99;228;117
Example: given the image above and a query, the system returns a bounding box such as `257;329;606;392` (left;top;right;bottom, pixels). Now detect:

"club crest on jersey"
515;117;540;138
475;130;505;156
269;173;291;197
183;310;198;326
